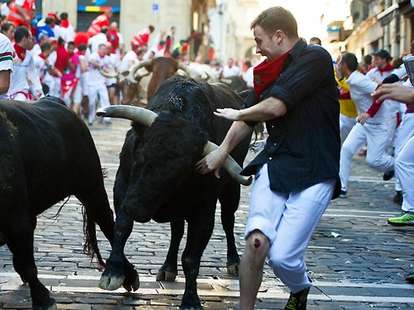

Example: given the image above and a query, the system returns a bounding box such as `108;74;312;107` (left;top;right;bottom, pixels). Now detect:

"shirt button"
269;156;272;160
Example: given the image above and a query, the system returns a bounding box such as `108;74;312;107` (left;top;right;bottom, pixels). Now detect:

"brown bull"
128;57;187;100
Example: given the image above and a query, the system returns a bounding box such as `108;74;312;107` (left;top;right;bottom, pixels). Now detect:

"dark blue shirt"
241;39;341;198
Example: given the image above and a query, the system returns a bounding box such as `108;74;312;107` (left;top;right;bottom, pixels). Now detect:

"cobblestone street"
1;119;413;309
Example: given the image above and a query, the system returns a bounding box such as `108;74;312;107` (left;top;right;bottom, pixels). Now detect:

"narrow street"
0;119;413;309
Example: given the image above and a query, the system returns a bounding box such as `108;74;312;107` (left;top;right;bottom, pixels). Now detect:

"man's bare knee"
245;230;269;258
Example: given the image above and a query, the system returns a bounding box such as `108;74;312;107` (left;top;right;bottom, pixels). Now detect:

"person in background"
309;36;322;45
8;26;42;100
0;31;13;98
221;57;241;78
87;7;112;37
1;22;15;41
58;12;75;43
373;83;414;283
86;43;111;126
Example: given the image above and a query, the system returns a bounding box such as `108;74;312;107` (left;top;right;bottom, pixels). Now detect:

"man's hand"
372;84;414;105
196;147;228;179
357;112;370;125
213;108;241;121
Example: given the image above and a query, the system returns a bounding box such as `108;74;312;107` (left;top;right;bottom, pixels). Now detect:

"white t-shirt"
0;33;13;99
347;70;388;123
87;52;110;86
119;50;137;73
88;33;108;54
1;3;10;16
222;65;241;78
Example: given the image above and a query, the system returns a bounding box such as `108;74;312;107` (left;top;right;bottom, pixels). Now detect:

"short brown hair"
251;7;298;38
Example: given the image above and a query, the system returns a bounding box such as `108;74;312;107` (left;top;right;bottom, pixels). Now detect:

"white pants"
44;76;61;98
340;122;394;191
340;114;356;143
396;135;414;213
245;164;335;293
394;113;414;192
87;83;110;124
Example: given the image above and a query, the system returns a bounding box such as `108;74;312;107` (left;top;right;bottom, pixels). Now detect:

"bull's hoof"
181;293;202;310
99;270;126;291
156;269;177;282
33;298;57;310
226;262;239;277
123;268;140;292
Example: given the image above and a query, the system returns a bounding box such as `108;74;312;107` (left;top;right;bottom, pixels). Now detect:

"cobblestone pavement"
1;119;413;309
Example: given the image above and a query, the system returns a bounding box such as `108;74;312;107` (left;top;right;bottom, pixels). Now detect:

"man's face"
227;58;234;67
336;56;346;79
373;56;387;68
21;34;34;50
253;25;283;60
67;44;75;54
98;46;107;57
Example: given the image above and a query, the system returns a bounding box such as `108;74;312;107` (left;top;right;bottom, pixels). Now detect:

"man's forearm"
238;96;287;122
220;121;253;155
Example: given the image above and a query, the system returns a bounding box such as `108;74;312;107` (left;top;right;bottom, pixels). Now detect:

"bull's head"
97;105;251;185
97;106;251;221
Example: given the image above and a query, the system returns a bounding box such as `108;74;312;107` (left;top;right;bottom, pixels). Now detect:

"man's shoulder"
0;33;12;52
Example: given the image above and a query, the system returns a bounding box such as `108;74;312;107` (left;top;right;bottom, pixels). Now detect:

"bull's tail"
82;206;106;269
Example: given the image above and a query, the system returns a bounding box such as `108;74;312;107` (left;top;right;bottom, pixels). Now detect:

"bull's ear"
131;122;146;136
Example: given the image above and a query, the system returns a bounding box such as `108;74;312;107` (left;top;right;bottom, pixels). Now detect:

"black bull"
0;97;138;310
98;76;251;309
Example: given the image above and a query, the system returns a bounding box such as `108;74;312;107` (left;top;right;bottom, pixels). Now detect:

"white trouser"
340;114;356;143
396;135;414;213
394;113;414;192
245;164;335;293
46;76;61;97
339;122;394;191
63;83;82;107
87;83;110;124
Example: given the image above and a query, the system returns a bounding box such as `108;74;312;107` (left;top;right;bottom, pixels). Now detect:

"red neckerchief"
378;63;394;74
60;19;69;28
253;52;290;97
39;52;47;60
14;43;26;61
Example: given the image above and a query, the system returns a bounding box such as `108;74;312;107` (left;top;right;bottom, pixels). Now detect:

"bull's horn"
96;106;157;127
203;142;253;186
100;68;119;79
128;60;152;82
134;71;151;80
177;63;189;75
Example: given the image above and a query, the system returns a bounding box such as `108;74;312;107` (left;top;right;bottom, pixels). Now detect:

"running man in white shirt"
87;43;111;125
0;32;13;98
337;52;394;197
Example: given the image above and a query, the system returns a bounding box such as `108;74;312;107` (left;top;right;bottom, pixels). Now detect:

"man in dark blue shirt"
197;6;340;310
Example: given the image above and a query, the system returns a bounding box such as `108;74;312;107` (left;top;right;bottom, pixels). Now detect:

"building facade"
41;0;215;59
332;0;414;60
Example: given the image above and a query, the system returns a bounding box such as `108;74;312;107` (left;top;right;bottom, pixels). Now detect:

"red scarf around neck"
378;63;394;74
14;43;26;61
253;52;290;97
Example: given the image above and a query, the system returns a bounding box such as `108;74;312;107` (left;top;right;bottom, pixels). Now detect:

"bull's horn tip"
96;108;107;116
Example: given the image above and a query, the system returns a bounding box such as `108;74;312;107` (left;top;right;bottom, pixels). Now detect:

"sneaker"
406;269;414;284
383;170;394;181
284;287;310;310
339;190;347;198
393;191;403;206
387;212;414;226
